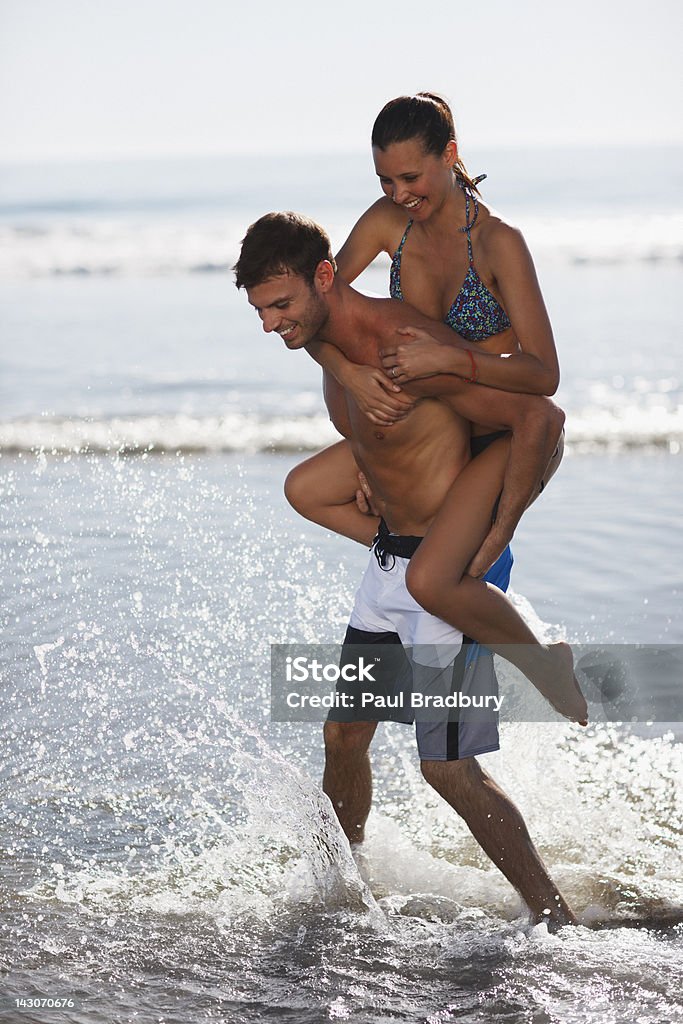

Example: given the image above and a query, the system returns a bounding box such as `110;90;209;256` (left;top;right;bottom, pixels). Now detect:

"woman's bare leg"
285;440;378;546
405;436;587;724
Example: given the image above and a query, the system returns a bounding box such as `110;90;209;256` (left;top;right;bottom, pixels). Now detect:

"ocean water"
1;150;682;1023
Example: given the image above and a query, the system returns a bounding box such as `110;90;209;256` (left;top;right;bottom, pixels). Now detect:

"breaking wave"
1;211;683;279
1;405;681;456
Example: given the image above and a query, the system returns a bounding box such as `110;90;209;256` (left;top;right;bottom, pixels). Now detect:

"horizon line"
2;140;683;168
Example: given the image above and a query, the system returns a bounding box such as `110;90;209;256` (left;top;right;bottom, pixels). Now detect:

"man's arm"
405;373;565;574
322;368;353;439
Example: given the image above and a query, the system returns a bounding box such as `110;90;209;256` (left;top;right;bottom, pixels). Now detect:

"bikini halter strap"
458;174;486;266
395;219;414;257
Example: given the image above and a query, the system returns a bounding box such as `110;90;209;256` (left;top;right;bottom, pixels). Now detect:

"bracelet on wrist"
463;349;478;384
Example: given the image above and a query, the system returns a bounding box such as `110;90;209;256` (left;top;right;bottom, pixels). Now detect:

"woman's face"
373;139;454;220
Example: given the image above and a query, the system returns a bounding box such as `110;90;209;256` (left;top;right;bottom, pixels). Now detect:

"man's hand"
467;523;513;579
380;326;463;382
354;471;381;517
343;363;417;425
465;402;564;579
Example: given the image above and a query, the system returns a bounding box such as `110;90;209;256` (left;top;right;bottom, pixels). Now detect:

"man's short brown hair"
234;211;337;290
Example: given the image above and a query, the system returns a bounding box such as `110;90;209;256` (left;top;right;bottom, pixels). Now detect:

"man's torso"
344;358;470;536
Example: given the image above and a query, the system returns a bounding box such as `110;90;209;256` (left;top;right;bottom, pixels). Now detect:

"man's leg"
323;720;377;844
421;757;576;927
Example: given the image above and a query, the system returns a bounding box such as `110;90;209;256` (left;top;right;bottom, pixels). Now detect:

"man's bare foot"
532;901;581;933
533;903;578;932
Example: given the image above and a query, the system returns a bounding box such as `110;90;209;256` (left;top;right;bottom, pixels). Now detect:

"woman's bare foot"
534;642;588;725
507;641;588;725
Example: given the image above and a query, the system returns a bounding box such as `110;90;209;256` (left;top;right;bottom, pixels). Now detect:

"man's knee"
420;756;481;795
324;720;376;759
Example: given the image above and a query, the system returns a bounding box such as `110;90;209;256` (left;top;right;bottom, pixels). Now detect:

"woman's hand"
380;326;463;382
341;363;416;426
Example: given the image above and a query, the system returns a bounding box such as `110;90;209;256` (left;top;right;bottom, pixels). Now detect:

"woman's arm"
379;225;560;396
482;223;560;395
381;326;559;396
306;199;416;425
308;339;416;426
335;197;391;283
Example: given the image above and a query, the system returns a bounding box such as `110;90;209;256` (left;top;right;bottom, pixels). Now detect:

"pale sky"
1;0;681;162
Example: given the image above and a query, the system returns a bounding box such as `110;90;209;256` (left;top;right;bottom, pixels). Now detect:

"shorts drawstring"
372;519;395;571
372;519;423;570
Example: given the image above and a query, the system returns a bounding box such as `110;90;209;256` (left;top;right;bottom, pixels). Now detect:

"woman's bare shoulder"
478;207;531;265
359;196;411;250
336;197;413;281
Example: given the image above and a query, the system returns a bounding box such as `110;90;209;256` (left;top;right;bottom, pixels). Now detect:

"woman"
286;93;584;722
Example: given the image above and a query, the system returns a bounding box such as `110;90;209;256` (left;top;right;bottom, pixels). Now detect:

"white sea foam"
0;412;339;454
1;211;683;279
520;211;683;265
1;403;681;455
568;403;683;452
0;218;234;279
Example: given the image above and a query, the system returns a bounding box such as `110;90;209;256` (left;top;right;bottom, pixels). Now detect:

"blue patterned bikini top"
389;178;511;342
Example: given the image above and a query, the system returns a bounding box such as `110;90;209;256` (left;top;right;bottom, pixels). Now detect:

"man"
235;211;584;927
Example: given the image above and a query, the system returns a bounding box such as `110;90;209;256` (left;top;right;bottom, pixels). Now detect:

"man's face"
246;270;329;349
